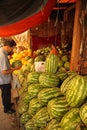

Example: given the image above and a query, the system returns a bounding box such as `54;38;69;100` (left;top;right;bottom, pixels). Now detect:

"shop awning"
0;0;56;37
58;0;76;3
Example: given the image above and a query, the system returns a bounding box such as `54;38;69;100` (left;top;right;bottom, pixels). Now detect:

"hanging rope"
54;2;59;46
47;17;50;41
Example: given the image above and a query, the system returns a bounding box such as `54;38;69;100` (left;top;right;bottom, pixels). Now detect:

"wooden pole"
70;0;81;71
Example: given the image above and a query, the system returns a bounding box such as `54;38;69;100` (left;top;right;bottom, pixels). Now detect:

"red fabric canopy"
32;34;61;51
59;0;76;3
0;0;56;37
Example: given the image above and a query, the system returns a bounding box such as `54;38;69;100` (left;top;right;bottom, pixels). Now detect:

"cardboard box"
34;61;45;72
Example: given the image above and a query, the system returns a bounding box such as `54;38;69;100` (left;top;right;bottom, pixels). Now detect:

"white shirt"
0;47;12;85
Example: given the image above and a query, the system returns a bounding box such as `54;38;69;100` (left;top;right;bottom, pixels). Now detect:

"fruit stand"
0;0;87;130
11;48;87;130
8;1;87;130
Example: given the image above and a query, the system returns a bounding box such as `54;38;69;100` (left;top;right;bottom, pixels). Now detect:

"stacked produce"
10;49;32;65
34;45;70;72
9;49;33;75
11;45;87;130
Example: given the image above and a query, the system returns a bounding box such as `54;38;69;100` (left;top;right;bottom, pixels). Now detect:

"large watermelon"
61;108;82;130
21;92;32;104
45;119;61;130
39;73;60;87
28;84;43;99
17;99;28;115
80;103;87;125
27;72;40;84
20;112;31;125
60;73;77;94
18;85;28;96
56;72;68;82
45;54;59;73
66;75;87;107
32;107;50;128
38;87;62;105
17;74;26;85
28;98;43;116
47;96;70;120
25;119;38;130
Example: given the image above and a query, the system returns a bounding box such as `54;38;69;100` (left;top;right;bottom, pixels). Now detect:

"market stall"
0;0;87;130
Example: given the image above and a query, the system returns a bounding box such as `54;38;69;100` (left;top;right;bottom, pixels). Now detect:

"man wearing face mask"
0;38;20;114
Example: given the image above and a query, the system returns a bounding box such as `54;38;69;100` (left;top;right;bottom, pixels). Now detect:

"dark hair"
1;38;16;47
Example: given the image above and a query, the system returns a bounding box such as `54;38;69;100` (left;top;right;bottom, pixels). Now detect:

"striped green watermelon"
28;84;43;99
20;112;31;125
27;72;40;84
45;54;59;73
25;119;38;130
45;119;61;130
39;73;60;87
61;108;82;130
18;74;26;85
11;60;22;68
47;96;70;120
19;85;28;96
17;99;28;115
38;87;62;105
28;98;43;116
60;73;77;94
56;72;68;82
32;107;50;128
21;92;33;104
66;75;87;107
80;103;87;125
21;78;29;88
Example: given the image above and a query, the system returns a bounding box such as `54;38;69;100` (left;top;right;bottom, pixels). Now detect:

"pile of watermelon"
15;46;87;130
34;45;70;72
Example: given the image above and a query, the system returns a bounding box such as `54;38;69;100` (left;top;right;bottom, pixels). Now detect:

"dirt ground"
0;90;19;130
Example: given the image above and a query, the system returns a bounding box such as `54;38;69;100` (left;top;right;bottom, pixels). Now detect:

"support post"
70;0;81;71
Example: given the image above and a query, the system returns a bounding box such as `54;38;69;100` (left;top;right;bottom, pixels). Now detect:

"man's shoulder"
0;48;6;59
0;47;3;53
0;47;5;55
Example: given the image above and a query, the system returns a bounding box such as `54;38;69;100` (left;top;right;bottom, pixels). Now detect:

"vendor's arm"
0;55;21;75
1;67;21;75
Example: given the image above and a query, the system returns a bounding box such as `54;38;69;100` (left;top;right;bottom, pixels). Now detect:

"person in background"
0;38;21;114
